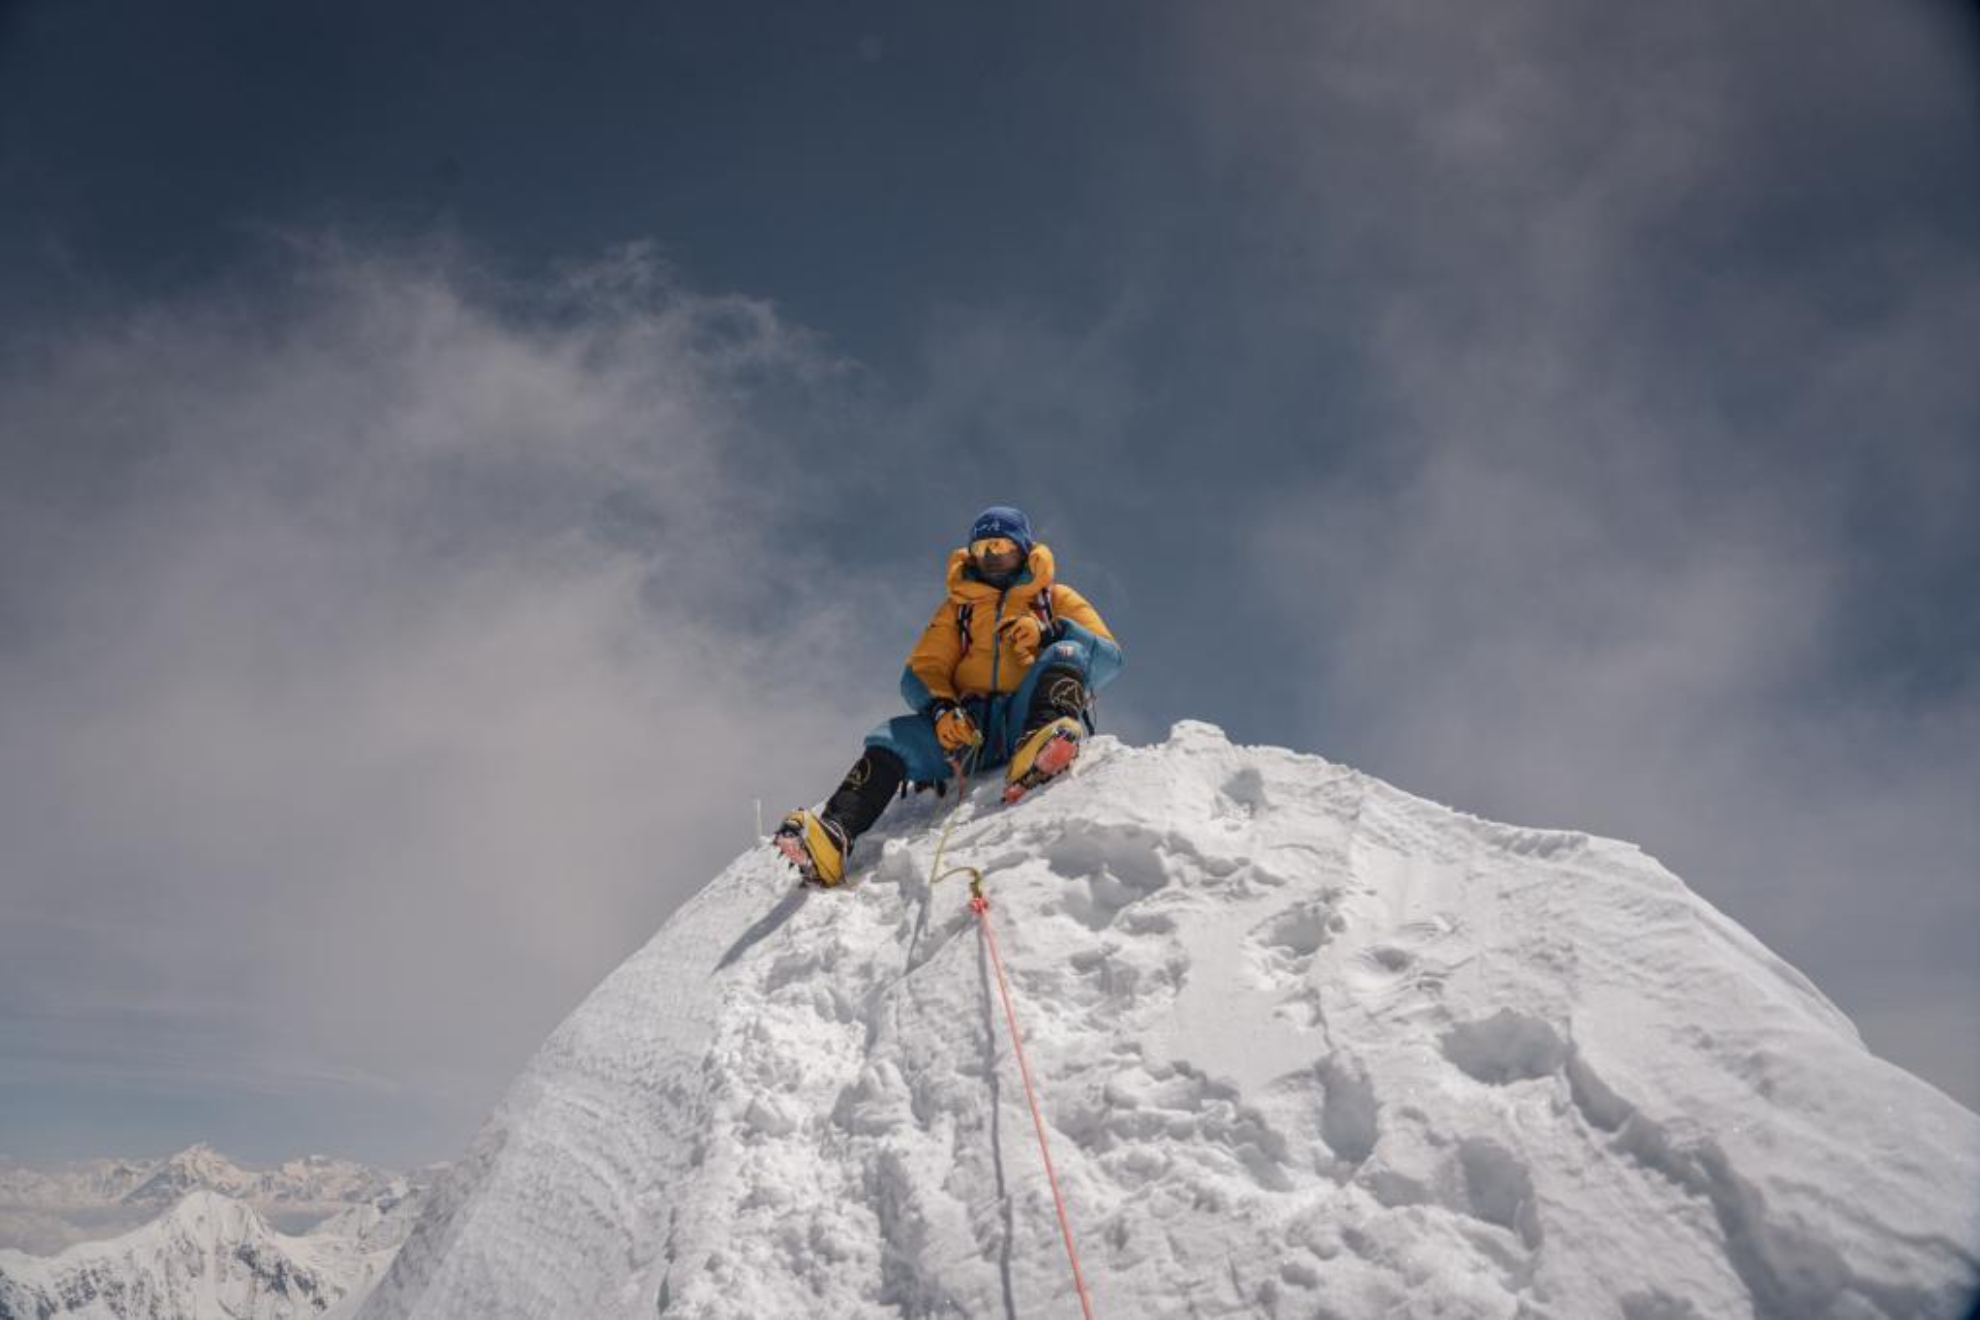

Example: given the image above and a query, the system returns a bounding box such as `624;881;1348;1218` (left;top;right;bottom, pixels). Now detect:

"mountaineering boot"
775;810;850;887
1001;666;1089;804
773;748;907;887
1003;715;1083;804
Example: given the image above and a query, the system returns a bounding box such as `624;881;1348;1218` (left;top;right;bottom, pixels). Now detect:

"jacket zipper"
987;590;1007;758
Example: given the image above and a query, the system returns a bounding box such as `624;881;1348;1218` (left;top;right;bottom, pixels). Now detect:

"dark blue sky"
3;0;1977;1165
8;3;1183;361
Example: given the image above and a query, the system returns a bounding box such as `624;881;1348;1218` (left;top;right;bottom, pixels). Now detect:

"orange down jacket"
904;543;1115;702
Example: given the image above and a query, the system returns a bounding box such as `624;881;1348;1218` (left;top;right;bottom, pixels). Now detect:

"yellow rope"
928;740;985;895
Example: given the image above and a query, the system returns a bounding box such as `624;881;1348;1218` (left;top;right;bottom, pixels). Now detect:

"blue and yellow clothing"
870;542;1123;781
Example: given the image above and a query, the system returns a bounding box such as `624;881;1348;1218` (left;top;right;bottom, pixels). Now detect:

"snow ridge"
363;721;1979;1319
0;1188;416;1320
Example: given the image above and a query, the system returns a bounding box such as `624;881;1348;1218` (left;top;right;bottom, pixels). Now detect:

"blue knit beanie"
969;505;1034;555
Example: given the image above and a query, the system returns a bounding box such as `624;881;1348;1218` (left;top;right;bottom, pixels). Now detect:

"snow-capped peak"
0;1147;430;1316
121;1144;256;1208
1;1190;353;1319
357;724;1978;1316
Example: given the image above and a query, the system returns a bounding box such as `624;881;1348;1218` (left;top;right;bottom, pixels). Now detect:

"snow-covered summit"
118;1144;257;1210
0;1187;411;1319
361;722;1980;1319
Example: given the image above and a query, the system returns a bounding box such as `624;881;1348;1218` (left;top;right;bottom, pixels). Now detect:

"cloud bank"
1182;0;1980;1103
0;239;901;1163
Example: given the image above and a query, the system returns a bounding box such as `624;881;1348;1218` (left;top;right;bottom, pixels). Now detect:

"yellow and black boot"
774;810;850;887
773;748;906;887
1003;716;1083;804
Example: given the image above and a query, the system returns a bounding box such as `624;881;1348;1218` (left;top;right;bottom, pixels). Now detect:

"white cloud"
0;238;890;1160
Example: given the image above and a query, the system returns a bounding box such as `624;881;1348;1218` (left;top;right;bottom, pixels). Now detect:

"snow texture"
357;722;1978;1318
0;1188;414;1319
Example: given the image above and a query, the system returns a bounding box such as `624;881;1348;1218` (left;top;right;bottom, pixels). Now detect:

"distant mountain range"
0;1145;432;1318
3;1143;415;1219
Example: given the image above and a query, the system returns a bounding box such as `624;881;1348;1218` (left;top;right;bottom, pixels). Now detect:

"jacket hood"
947;542;1056;605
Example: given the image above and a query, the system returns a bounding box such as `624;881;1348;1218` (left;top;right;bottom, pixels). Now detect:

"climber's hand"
929;700;981;754
997;614;1047;664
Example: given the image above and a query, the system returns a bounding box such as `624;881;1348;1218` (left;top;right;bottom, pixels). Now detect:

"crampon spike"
772;832;818;884
1003;727;1081;804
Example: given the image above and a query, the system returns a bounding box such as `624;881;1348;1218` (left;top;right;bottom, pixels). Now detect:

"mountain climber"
774;505;1124;887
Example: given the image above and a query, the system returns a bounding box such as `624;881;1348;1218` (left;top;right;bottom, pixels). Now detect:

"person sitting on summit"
775;504;1123;887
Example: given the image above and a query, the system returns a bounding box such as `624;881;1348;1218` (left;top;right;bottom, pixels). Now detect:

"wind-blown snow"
362;722;1980;1318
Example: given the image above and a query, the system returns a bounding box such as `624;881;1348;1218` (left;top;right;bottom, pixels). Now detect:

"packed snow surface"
363;722;1980;1319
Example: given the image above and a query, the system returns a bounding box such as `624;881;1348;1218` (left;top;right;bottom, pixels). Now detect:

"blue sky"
2;0;1977;1167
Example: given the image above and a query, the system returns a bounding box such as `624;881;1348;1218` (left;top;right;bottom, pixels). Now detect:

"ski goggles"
970;535;1022;563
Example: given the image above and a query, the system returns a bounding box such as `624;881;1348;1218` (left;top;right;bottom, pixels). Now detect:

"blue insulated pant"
865;643;1092;784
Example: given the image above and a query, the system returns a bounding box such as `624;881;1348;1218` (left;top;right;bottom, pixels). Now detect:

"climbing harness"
927;749;1097;1320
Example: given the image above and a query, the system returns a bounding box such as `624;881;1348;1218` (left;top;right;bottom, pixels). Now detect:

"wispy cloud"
1184;1;1980;1104
0;237;893;1161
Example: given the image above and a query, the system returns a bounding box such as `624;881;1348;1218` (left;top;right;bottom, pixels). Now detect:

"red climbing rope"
969;887;1097;1320
927;753;1094;1316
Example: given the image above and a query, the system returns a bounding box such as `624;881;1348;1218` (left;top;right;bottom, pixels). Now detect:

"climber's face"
971;536;1023;579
